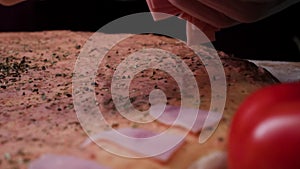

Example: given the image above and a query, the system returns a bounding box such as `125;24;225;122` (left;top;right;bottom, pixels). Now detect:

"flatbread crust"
0;31;277;169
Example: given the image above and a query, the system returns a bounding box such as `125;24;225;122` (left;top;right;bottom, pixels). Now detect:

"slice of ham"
28;154;110;169
150;104;219;133
82;128;185;161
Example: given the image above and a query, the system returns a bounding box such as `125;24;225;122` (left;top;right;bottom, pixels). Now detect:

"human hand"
147;0;299;44
0;0;25;6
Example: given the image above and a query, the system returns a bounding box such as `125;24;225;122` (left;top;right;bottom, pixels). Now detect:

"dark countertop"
0;0;299;61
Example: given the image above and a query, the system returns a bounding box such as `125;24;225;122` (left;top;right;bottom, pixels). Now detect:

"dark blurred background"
0;0;299;61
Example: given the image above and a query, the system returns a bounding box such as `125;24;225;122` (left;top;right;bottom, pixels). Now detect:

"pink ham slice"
150;104;219;133
28;154;110;169
82;128;185;161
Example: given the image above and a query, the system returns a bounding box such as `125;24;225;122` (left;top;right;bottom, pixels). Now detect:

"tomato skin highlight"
228;82;300;169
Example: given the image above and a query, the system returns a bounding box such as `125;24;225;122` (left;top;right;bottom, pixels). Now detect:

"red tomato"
228;82;300;169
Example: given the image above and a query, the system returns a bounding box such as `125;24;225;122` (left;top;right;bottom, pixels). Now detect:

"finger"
146;0;182;20
197;0;282;23
190;16;220;33
147;0;176;9
179;12;219;43
168;0;239;28
0;0;25;6
186;21;217;45
180;13;220;34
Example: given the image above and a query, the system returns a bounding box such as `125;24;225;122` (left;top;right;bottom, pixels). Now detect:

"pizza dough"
0;31;277;169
